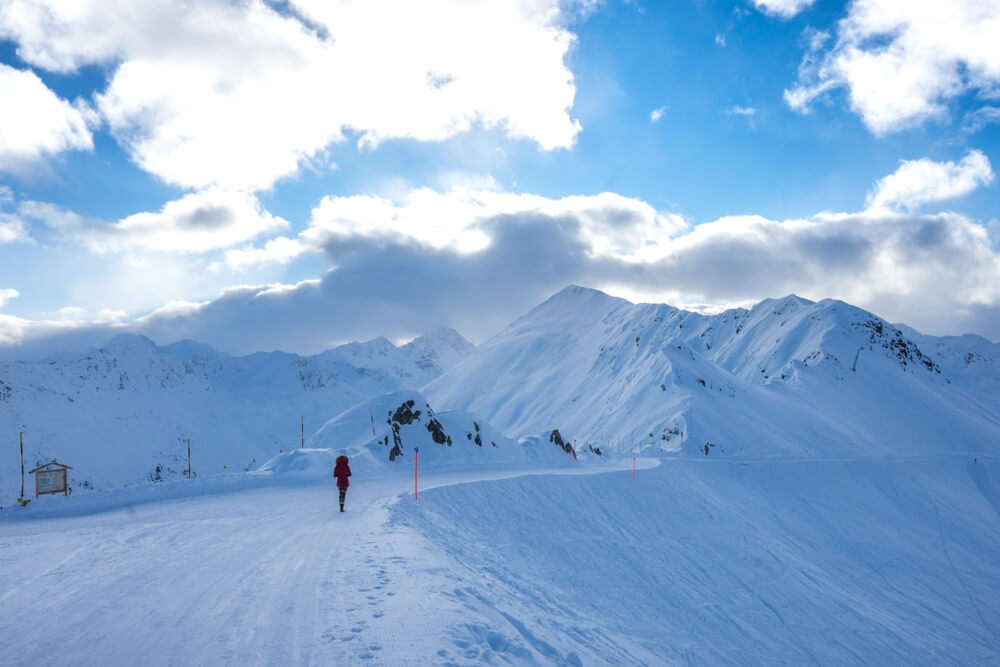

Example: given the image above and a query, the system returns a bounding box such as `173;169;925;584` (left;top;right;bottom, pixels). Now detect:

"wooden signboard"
28;462;72;498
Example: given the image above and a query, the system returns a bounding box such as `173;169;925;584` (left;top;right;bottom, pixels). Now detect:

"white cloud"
80;205;1000;354
726;105;756;116
0;288;19;309
223;186;690;270
4;156;1000;357
650;106;668;123
714;33;726;47
866;150;995;211
54;305;128;322
0;212;30;243
785;0;1000;134
751;0;815;19
0;64;93;174
0;0;584;191
963;106;1000;134
3;201;1000;357
0;186;32;243
19;189;289;253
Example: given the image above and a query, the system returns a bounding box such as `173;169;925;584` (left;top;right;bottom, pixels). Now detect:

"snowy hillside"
425;286;1000;459
0;329;472;507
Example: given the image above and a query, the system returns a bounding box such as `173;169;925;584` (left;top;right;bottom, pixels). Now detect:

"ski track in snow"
2;457;1000;665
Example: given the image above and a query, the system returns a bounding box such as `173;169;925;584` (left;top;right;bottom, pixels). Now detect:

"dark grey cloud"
1;205;998;361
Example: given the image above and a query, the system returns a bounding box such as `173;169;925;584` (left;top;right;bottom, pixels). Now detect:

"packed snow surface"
2;453;998;665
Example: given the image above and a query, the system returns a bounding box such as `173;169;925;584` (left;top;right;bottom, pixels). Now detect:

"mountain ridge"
423;286;1000;459
0;328;474;506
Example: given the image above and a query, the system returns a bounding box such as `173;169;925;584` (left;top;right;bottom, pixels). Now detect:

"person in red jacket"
333;455;352;512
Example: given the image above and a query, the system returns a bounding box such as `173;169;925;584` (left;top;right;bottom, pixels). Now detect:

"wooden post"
19;431;24;500
187;439;191;480
301;416;304;449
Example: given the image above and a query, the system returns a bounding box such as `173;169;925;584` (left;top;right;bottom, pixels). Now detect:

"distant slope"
0;329;473;506
424;286;1000;458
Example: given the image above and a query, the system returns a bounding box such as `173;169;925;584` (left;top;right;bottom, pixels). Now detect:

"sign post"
19;431;24;500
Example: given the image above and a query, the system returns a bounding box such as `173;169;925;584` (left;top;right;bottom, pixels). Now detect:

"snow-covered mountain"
4;287;1000;665
424;285;1000;459
0;329;472;505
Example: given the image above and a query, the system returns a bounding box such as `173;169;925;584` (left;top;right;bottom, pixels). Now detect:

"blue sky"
1;0;998;357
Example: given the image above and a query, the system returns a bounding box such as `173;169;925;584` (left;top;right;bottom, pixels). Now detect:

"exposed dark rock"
389;422;404;461
853;319;940;374
426;418;450;445
549;429;572;454
390;399;421;425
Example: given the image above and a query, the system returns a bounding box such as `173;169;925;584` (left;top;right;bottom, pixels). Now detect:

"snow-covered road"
0;460;646;665
2;456;999;665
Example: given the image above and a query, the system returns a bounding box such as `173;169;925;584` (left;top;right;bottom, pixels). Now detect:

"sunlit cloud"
865;150;995;212
3;152;999;358
220;186;690;271
785;0;1000;134
18;189;288;253
0;288;19;309
0;64;94;175
0;0;586;191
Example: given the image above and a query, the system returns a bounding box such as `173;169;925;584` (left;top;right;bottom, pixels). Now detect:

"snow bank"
394;457;1000;664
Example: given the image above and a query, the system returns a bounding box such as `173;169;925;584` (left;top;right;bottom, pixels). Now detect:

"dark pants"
338;486;347;505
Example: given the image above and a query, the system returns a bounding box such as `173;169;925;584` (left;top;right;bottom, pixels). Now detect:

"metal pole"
414;447;419;500
187;439;191;480
301;416;304;449
19;431;24;500
370;410;376;437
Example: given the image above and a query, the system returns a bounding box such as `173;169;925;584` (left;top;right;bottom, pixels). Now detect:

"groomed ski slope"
3;455;1000;665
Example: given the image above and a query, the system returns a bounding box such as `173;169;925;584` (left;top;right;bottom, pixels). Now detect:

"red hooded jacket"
333;455;351;488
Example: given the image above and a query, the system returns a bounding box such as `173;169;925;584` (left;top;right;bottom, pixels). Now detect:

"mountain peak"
162;339;223;359
98;333;159;354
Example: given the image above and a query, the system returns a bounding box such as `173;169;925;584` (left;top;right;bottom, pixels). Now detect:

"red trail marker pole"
414;447;419;500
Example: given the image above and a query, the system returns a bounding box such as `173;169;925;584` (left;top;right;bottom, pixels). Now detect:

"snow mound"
256;448;338;477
